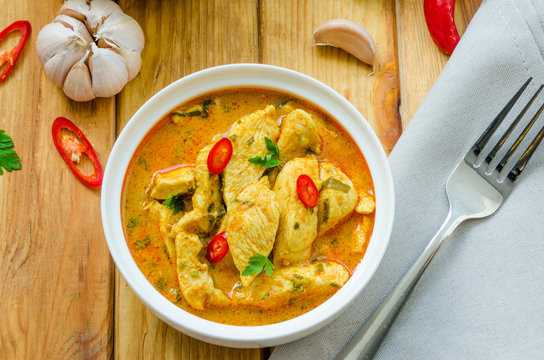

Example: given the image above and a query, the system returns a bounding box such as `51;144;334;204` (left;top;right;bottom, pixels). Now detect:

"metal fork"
336;78;544;360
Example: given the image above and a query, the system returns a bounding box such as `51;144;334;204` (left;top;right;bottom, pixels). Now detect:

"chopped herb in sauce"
329;282;340;288
246;136;255;146
323;198;330;223
137;156;148;171
278;98;294;108
315;263;325;274
229;134;238;142
134;236;150;250
291;274;306;293
202;98;212;118
294;222;300;230
322;177;351;193
126;217;141;229
234;199;255;206
156;278;166;292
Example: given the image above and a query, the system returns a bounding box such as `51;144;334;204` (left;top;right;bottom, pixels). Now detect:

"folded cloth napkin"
271;0;544;358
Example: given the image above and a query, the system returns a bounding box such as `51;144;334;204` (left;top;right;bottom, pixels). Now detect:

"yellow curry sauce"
122;89;375;325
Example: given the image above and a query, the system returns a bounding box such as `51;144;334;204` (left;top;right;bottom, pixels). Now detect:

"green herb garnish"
242;253;274;277
248;137;282;168
321;177;351;193
0;130;21;175
163;193;185;215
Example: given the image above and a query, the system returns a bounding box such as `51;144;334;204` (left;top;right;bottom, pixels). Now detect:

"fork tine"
506;122;544;181
470;77;532;160
495;98;544;173
485;85;544;164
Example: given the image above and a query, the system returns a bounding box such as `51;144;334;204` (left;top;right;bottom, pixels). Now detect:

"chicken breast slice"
175;229;230;310
273;155;319;267
233;260;349;310
277;109;321;161
148;165;196;200
224;177;280;287
222;105;280;208
173;143;226;236
318;162;358;233
145;201;183;260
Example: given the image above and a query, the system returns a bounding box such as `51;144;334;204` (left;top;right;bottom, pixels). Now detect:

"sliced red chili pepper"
206;231;229;263
0;20;31;82
207;137;232;174
52;117;103;188
296;174;319;208
424;0;460;55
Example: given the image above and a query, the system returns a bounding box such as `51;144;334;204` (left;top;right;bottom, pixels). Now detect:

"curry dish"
122;89;375;325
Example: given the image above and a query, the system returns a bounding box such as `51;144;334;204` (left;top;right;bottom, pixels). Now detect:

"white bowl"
101;64;394;348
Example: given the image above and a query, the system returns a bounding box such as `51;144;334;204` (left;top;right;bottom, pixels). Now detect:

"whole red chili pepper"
424;0;460;55
0;20;31;82
52;117;103;188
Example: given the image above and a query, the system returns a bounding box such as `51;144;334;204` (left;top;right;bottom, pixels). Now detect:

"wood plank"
260;0;402;152
0;0;114;358
395;0;481;127
114;1;264;359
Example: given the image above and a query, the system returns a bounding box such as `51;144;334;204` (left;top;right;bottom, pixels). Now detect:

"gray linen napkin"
271;0;544;358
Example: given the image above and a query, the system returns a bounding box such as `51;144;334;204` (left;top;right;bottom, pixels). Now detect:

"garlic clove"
313;19;376;66
86;0;122;34
88;43;129;98
53;15;93;46
95;10;145;53
59;0;89;23
36;21;76;64
112;46;142;81
43;50;86;88
63;50;95;102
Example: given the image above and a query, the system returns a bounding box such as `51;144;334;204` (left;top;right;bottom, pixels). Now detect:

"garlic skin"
36;0;144;102
313;19;375;66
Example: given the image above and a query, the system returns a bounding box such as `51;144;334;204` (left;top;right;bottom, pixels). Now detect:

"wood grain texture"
0;1;114;359
114;1;264;359
395;0;481;126
260;0;402;151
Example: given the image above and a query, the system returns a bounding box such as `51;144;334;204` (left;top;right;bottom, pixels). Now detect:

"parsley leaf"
265;137;280;158
242;253;275;277
0;130;21;175
248;137;282;168
162;193;185;215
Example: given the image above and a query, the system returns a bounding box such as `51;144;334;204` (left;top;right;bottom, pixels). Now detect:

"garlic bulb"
36;0;144;101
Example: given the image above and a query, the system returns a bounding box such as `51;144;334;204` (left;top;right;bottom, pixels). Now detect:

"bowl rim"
101;63;394;347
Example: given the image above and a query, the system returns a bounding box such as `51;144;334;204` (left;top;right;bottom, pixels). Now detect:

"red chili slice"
296;174;319;208
52;117;103;188
423;0;460;55
207;137;232;174
0;20;31;82
206;231;229;263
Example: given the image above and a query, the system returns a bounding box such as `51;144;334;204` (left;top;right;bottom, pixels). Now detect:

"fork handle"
335;209;466;360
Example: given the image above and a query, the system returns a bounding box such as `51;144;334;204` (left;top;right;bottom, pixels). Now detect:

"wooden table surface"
0;0;480;358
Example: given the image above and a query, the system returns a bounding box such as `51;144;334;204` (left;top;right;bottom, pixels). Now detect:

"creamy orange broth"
122;89;375;325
